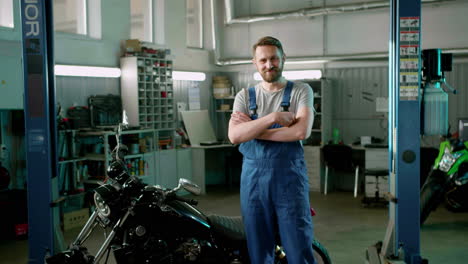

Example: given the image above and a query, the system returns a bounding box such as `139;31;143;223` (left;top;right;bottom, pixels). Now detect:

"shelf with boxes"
56;126;191;225
211;75;236;143
77;128;156;184
57;129;87;195
214;96;235;113
56;129;91;221
75;128;187;187
212;96;236;143
302;79;332;192
304;79;330;147
121;53;176;130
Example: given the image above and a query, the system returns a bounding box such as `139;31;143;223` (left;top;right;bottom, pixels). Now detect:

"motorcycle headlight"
439;147;457;172
93;185;118;218
94;192;111;218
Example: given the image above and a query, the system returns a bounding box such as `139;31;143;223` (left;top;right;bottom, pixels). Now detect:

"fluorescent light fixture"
54;65;121;78
173;71;206;81
253;70;322;81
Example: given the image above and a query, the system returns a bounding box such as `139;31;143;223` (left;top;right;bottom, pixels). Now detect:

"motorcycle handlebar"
168;192;198;206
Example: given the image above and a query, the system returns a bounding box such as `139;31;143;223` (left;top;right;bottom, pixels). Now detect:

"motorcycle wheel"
312;239;332;264
276;239;332;264
420;169;446;225
445;184;468;213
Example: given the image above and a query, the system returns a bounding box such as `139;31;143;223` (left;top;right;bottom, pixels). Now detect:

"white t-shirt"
232;81;314;118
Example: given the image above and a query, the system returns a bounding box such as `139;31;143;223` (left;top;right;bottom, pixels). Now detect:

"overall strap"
248;87;258;119
281;81;294;111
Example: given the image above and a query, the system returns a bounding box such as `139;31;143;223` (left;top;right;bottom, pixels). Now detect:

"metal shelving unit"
212;96;235;143
121;54;175;130
303;79;332;192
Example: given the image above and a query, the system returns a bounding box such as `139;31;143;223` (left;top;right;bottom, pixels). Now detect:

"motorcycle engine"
170;237;221;263
174;238;201;261
114;236;221;264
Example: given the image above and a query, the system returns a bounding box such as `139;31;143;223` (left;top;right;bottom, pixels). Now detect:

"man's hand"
273;112;296;127
230;111;252;125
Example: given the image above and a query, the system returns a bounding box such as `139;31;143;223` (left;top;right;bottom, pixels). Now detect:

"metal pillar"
388;0;422;263
367;1;423;263
20;0;58;262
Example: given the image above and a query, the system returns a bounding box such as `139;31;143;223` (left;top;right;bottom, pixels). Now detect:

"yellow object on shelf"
213;76;232;98
220;104;231;111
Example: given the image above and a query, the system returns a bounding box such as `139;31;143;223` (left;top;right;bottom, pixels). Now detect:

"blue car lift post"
367;0;425;263
20;1;62;262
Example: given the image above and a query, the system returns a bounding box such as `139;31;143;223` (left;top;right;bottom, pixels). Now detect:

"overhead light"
172;71;206;81
55;65;121;78
253;70;322;81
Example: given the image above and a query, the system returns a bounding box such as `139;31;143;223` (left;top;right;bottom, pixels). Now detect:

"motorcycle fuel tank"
167;200;211;229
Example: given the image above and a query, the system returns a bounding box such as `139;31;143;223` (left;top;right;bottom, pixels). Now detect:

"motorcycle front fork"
72;209;132;263
73;210;99;246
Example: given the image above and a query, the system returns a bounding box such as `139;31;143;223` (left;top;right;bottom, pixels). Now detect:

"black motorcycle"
47;122;331;264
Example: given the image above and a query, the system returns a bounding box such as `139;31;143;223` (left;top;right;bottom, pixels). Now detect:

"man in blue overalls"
228;36;316;263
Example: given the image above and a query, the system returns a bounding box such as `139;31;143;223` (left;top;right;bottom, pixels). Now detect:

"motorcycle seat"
207;215;246;242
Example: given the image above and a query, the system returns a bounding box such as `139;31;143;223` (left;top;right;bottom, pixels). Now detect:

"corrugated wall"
325;62;468;146
56;77;120;111
446;63;468;129
325;66;389;144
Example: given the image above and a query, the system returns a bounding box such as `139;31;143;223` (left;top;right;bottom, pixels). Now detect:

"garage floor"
1;187;467;264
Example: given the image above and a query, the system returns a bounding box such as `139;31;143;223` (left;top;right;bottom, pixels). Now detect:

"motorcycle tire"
312;239;332;264
445;184;468;213
276;239;332;264
420;170;446;225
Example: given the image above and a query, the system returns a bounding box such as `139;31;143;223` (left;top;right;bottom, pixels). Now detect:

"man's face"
253;45;285;83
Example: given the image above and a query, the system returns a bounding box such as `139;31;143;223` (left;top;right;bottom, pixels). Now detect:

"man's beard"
260;67;283;83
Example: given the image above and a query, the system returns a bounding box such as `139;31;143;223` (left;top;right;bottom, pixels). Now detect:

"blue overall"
240;81;315;264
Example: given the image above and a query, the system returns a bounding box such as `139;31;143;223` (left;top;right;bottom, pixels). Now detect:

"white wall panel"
223;24;252;58
251;17;324;57
223;17;324;59
327;11;389;54
421;3;468;49
247;0;315;15
165;0;216;71
234;0;384;17
221;1;468;63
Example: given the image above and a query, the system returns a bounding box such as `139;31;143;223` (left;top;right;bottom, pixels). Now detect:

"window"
186;0;202;48
0;0;14;28
53;0;101;38
130;0;165;45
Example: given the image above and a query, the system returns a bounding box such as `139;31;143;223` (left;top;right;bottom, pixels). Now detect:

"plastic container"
332;128;340;144
423;83;448;135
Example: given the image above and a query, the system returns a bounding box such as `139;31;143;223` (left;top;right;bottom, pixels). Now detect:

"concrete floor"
1;188;467;264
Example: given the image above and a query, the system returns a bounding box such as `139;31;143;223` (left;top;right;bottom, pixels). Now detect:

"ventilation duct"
211;0;467;66
223;0;454;25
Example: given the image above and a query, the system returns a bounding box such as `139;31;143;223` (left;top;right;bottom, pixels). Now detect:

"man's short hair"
252;36;285;57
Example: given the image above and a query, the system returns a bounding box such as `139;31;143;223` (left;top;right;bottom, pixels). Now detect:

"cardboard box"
63;208;89;231
125;39;141;52
220;104;231;111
